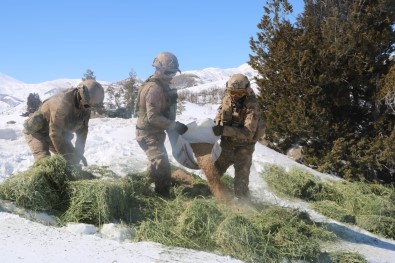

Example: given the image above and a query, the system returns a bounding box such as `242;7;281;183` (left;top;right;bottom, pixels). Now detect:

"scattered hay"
0;155;72;211
135;195;334;263
334;183;395;217
214;214;264;262
311;200;356;224
176;199;225;249
356;215;395;239
250;206;335;262
328;251;368;263
264;164;341;202
134;195;190;248
61;177;157;225
263;164;395;239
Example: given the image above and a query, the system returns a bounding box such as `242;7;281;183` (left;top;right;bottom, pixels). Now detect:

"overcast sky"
0;0;303;83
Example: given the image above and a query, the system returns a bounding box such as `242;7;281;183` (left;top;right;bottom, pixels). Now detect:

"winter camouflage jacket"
214;90;262;145
24;88;90;157
135;76;177;137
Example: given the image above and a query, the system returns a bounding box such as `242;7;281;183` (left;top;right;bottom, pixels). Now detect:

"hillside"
1;66;395;263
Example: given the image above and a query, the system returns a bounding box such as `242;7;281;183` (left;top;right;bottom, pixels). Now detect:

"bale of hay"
356;215;395;239
61;178;152;225
310;200;356;224
0;155;72;211
176;199;225;249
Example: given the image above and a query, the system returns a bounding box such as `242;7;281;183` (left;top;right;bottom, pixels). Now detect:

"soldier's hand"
212;125;224;136
174;121;188;135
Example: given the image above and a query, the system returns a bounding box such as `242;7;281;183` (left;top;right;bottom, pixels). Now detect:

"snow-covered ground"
1;67;395;263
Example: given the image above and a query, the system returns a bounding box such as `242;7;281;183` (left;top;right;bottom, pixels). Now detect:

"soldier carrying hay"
211;73;264;200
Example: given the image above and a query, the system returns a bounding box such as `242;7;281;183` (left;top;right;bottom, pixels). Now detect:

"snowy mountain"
0;64;257;115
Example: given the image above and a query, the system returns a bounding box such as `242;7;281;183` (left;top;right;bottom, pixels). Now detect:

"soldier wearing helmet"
23;79;105;167
135;51;188;197
211;73;263;199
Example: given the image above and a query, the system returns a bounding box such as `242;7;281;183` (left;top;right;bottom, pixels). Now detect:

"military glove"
174;121;188;135
212;125;224;136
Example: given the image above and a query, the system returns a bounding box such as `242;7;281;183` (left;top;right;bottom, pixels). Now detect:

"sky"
0;0;304;84
1;65;395;263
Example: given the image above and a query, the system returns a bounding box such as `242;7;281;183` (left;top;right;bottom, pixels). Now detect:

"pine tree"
105;70;138;118
250;0;395;182
122;70;138;117
82;69;96;81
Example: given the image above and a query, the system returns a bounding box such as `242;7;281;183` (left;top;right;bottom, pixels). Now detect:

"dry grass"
263;164;395;239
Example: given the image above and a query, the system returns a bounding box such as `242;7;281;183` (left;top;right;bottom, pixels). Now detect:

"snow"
1;66;395;263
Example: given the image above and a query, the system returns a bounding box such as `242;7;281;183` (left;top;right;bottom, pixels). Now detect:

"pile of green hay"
176;198;225;249
356;215;395;238
311;200;356;224
248;207;336;262
264;164;342;202
263;164;395;239
0;155;72;211
0;155;162;226
61;177;158;226
135;197;336;263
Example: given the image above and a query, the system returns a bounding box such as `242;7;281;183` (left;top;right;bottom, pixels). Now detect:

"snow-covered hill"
1;65;395;263
0;64;258;114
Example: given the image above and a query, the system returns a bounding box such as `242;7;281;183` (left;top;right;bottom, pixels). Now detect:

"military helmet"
152;52;181;73
226;74;250;91
77;79;105;107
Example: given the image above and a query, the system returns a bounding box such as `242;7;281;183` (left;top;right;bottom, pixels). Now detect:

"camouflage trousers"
215;139;255;198
25;131;75;163
136;130;171;196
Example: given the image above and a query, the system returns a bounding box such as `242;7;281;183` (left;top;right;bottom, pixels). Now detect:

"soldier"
212;73;263;200
135;51;188;197
23;79;104;167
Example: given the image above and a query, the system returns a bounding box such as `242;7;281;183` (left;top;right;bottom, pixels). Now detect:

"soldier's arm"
49;109;67;153
222;104;260;140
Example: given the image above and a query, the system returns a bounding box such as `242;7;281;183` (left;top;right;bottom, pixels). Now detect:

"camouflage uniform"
23;80;104;166
24;88;90;165
214;74;261;198
135;76;178;196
